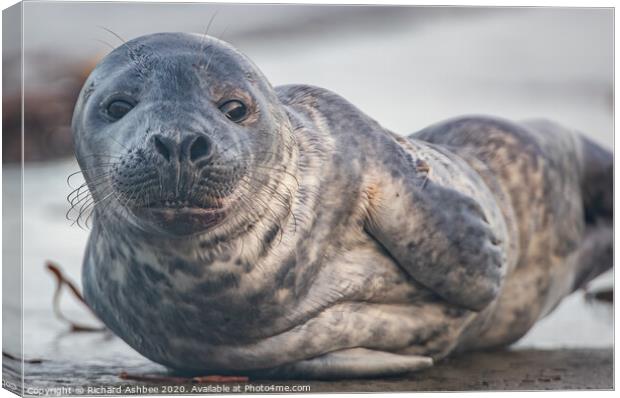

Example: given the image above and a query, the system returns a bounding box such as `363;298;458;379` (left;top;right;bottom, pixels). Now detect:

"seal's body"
72;33;613;378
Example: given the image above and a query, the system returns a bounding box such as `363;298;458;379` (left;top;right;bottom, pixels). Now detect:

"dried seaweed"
2;351;43;364
45;261;106;332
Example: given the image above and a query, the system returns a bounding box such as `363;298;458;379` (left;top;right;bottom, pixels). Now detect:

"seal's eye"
106;100;134;120
219;100;248;123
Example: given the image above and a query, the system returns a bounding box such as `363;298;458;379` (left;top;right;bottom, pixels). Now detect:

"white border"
0;1;616;398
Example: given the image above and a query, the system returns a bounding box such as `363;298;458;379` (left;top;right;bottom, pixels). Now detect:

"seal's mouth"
132;199;226;236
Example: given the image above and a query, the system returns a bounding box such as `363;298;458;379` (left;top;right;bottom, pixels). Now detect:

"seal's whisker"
111;183;141;215
237;178;284;222
216;24;231;44
238;173;292;214
249;173;299;233
109;136;132;152
82;190;117;228
215;137;252;156
207;159;300;188
199;10;220;54
92;37;116;52
204;50;218;75
69;179;122;228
69;171;112;188
70;196;96;228
68;188;93;209
67;170;112;188
66;164;117;188
79;154;123;161
81;152;123;158
205;162;294;213
250;165;300;189
95;26;152;76
66;179;114;222
232;187;273;236
235;176;293;243
67;168;112;190
66;171;88;188
204;23;231;75
94;186;133;228
85;190;118;229
96;25;127;44
68;185;106;212
67;175;112;205
230;186;282;267
72;188;108;224
217;136;284;157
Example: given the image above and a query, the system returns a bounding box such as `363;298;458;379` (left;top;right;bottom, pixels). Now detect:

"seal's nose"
152;133;213;163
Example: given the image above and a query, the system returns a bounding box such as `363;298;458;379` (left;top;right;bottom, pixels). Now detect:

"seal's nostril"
153;134;211;163
189;136;211;162
153;135;171;162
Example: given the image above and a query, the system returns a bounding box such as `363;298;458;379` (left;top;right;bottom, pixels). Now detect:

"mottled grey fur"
71;33;613;378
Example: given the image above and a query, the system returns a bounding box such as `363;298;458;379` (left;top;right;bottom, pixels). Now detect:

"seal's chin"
133;206;225;236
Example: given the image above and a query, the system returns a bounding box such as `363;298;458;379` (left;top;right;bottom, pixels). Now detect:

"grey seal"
71;32;613;378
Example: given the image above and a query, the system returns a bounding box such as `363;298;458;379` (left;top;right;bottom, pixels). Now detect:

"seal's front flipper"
261;348;433;379
365;141;510;311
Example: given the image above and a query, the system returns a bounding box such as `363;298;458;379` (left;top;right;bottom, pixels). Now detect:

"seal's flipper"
580;135;613;226
571;225;613;292
261;348;433;379
572;135;613;289
365;141;509;311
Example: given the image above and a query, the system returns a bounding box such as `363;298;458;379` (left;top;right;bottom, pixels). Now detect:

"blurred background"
2;2;613;390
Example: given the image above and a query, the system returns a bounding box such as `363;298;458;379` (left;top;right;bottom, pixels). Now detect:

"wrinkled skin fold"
71;32;613;378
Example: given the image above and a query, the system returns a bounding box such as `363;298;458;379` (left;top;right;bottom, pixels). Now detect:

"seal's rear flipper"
258;348;433;379
573;136;613;290
580;136;613;225
572;224;613;291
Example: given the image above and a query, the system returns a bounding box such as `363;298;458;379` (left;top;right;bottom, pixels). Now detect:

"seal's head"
72;32;296;237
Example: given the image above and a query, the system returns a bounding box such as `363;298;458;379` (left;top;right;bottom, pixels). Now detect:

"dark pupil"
107;100;133;119
222;101;247;122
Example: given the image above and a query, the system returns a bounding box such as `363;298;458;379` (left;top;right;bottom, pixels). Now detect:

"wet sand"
3;348;613;394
